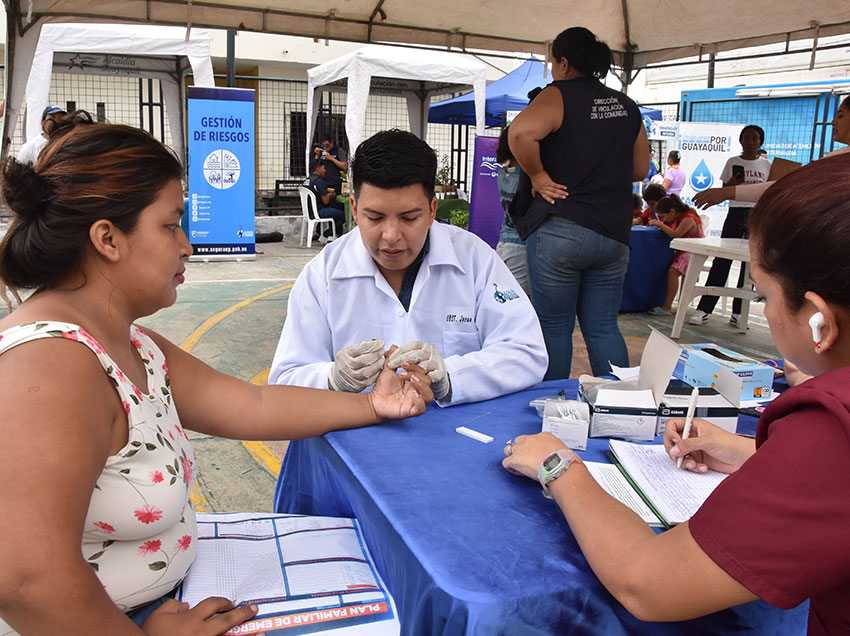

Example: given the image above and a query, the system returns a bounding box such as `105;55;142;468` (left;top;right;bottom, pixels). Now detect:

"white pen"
677;387;700;469
455;426;494;444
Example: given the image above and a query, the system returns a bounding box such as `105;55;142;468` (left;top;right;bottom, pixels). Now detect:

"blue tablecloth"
621;226;674;313
274;380;806;635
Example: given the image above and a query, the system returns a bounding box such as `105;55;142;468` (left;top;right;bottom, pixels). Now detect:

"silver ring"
504;439;514;457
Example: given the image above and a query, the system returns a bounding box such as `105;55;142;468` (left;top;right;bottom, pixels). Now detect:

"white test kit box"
583;330;682;441
657;380;739;435
541;400;590;451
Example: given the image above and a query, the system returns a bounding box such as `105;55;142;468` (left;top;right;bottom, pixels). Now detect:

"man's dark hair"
320;133;334;143
309;159;324;174
351;129;437;199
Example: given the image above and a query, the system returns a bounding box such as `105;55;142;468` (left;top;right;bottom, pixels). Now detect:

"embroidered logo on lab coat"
493;283;520;304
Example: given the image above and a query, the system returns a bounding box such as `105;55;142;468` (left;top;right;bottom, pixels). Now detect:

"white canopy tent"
4;22;215;162
7;1;850;69
305;46;488;165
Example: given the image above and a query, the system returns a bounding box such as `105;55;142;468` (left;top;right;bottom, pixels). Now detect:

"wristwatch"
537;450;577;499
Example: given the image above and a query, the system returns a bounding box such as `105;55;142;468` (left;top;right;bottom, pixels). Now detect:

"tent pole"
1;0;18;161
809;21;820;71
367;0;386;42
619;50;635;95
226;28;236;87
619;0;637;94
707;52;716;88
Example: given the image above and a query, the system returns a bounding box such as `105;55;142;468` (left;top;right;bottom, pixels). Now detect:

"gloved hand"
388;341;451;401
329;339;385;392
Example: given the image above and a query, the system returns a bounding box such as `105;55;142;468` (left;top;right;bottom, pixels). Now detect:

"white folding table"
670;237;756;339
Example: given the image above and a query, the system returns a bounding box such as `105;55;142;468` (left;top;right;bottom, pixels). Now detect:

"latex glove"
388;341;451;401
329;339;385;392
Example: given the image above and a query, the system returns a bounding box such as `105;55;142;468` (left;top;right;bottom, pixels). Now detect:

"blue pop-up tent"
428;59;663;127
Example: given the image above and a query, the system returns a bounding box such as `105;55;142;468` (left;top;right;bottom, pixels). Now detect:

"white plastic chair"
0;280;21;313
298;186;337;248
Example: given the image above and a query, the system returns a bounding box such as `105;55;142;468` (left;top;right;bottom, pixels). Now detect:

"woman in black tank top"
508;27;650;379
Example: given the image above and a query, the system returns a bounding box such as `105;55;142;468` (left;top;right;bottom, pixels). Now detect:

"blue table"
621;226;674;313
274;381;807;635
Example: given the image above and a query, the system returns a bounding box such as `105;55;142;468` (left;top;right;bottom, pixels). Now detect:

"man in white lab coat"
270;129;547;406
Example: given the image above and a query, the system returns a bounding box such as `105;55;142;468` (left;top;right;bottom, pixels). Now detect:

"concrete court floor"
3;237;779;514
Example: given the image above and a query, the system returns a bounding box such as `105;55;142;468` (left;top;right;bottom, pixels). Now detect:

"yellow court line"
189;483;208;513
180;282;294;353
181;284;291;511
242;367;283;477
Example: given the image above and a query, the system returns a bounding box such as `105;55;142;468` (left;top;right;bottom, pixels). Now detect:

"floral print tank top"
0;321;196;635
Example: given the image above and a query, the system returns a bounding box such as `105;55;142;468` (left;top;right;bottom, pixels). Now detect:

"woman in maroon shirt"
502;153;850;634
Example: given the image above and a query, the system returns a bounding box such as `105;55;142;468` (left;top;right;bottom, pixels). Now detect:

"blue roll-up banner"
187;86;256;259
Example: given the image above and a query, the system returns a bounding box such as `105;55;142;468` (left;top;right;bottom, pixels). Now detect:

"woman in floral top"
0;114;430;636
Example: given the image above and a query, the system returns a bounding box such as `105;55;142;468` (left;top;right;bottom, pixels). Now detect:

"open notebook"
585;441;727;528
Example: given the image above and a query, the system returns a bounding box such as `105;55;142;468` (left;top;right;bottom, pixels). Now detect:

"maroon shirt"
690;366;850;635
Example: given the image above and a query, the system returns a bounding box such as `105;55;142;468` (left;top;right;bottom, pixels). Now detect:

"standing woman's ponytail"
591;40;613;79
551;27;612;80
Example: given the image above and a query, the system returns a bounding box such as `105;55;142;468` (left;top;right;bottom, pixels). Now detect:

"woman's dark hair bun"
1;158;53;223
0;113;183;291
551;27;612;79
592;40;612;76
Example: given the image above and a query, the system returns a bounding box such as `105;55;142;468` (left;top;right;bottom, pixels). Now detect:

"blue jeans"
127;589;177;626
496;241;531;298
527;217;630;379
318;207;345;235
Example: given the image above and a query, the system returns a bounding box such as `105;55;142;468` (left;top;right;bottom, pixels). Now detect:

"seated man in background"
306;160;345;239
271;129;548;406
318;133;349;194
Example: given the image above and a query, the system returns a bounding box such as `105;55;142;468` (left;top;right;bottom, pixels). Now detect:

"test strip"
455;426;494;444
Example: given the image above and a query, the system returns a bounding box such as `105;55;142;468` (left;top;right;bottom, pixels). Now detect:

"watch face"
543;453;562;471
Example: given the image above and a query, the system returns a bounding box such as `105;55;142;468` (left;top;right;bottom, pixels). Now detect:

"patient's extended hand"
371;346;432;418
388;341;451;401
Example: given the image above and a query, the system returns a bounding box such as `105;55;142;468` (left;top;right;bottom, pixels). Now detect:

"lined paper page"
584;462;662;526
609;441;726;525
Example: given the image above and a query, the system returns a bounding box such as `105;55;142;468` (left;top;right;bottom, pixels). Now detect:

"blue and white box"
682;344;774;403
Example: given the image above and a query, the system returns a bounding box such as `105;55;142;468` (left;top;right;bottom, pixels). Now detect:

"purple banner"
467;135;503;248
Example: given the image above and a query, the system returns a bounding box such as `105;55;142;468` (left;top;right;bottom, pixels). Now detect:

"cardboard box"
657;380;739;435
767;157;802;181
583;330;682;441
682;344;774;402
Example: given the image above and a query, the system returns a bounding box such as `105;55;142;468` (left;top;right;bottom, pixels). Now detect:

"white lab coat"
270;222;548;406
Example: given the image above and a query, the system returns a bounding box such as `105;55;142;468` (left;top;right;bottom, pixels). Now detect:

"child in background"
631;193;643;224
648;194;704;315
634;183;667;225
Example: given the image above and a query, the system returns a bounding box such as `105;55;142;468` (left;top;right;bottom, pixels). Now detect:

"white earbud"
809;312;825;344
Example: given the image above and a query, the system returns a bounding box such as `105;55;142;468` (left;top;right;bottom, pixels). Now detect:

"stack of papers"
179;513;399;635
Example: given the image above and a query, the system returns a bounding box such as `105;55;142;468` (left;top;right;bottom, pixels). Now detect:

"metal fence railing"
1;69;496;194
